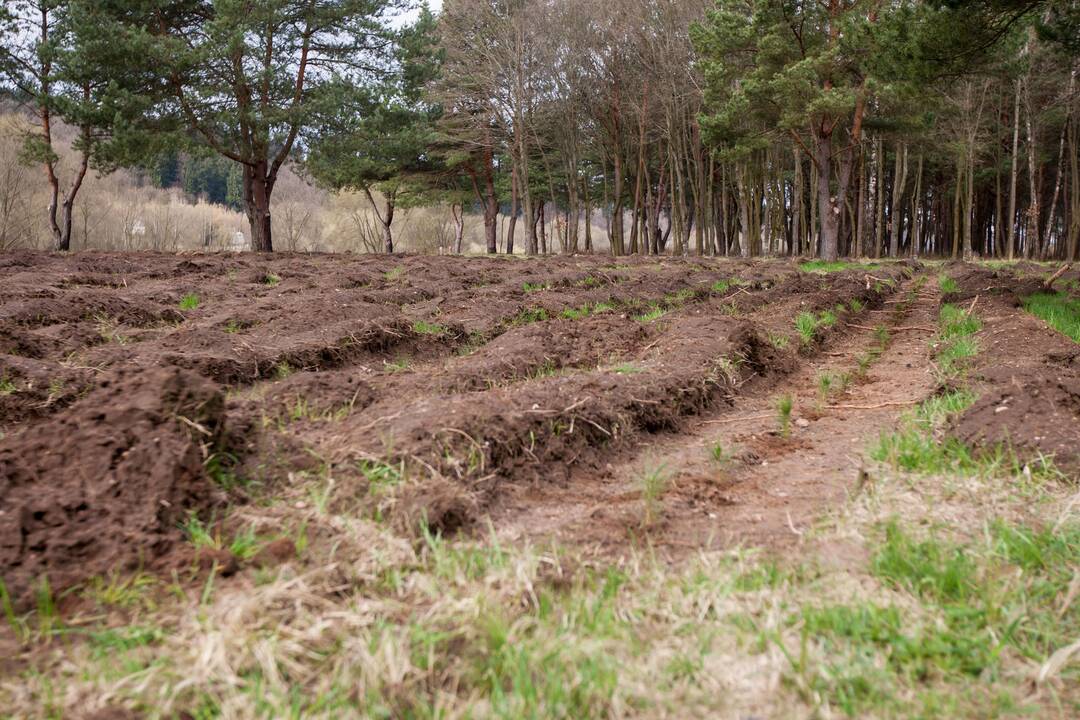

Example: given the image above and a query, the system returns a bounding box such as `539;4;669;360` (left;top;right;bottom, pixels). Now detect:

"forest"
0;0;1077;259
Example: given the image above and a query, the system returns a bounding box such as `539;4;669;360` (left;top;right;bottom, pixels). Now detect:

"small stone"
995;405;1009;414
795;418;810;428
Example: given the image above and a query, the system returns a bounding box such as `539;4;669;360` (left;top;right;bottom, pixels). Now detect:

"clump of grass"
848;298;865;313
576;275;604;288
800;260;877;273
612;363;643;375
768;332;790;350
795;312;819;345
179;293;200;311
712;279;731;293
639;463;671;527
262;272;281;286
522;282;548;293
935;304;982;378
95;315;130;345
817;373;834;404
819;309;838;328
384;266;406;281
635;304;666;323
274;361;293;380
1022;291;1080;343
223;319;243;334
874;325;890;346
510;307;549;326
709;442;732;465
527;359;559;379
665;288;695;306
204;452;249;492
938;274;959;294
939;304;981;340
384;358;410;373
777;394;794;438
0;375;15;396
412;320;448;336
358;458;404;497
871;389;982;476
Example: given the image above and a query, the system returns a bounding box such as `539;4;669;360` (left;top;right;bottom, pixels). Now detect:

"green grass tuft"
1023;292;1080;343
510;307;549;326
639;463;671;527
635;305;666;323
777;394;794;438
800;260;881;273
795;312;819;345
412;320;448;336
179;293;200;311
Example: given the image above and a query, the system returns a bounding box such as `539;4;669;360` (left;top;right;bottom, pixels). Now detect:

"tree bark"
507;164;519;255
244;161;274;252
888;143;907;258
1007;78;1022;260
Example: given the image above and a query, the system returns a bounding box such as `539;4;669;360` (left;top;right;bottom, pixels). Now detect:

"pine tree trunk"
888;143;907;258
1007;78;1022;260
244;162;274;253
507;165;519;255
855;144;866;257
874;136;885;258
813;134;840;262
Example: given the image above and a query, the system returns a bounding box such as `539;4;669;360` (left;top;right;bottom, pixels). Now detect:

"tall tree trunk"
1069;108;1079;260
507;164;519;255
735;164;751;258
911;154;924;258
1023;75;1040;258
244;161;274;253
793;148;804;256
1007;78;1022;260
1043;69;1076;252
813;133;840;262
483;150;498;254
963;147;975;260
452;203;464;254
874;136;885;258
583;175;593;253
855;143;866;257
888;143;907;257
362;186;394;254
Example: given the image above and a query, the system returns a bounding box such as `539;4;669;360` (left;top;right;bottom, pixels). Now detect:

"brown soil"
943;264;1080;471
4;252;1075;601
0;366;226;607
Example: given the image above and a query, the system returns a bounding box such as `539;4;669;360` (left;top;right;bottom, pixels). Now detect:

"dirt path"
491;273;941;553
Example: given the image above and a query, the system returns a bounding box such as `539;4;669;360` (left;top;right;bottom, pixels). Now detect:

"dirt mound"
942;264;1043;306
0;367;226;607
950;365;1080;471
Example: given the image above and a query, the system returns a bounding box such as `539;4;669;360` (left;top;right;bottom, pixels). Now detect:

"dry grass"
4;433;1078;719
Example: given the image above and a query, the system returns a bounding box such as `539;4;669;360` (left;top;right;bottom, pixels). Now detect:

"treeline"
1;1;1078;258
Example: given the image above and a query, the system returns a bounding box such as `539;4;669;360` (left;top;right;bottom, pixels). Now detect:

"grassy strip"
799;260;880;273
10;488;1078;718
1023;291;1080;342
797;519;1080;717
935;303;981;380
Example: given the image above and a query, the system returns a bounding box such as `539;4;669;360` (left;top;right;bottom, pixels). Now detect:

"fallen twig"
703;413;774;425
827;400;918;410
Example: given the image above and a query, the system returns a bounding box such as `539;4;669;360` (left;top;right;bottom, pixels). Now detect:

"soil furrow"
485;273;941;553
